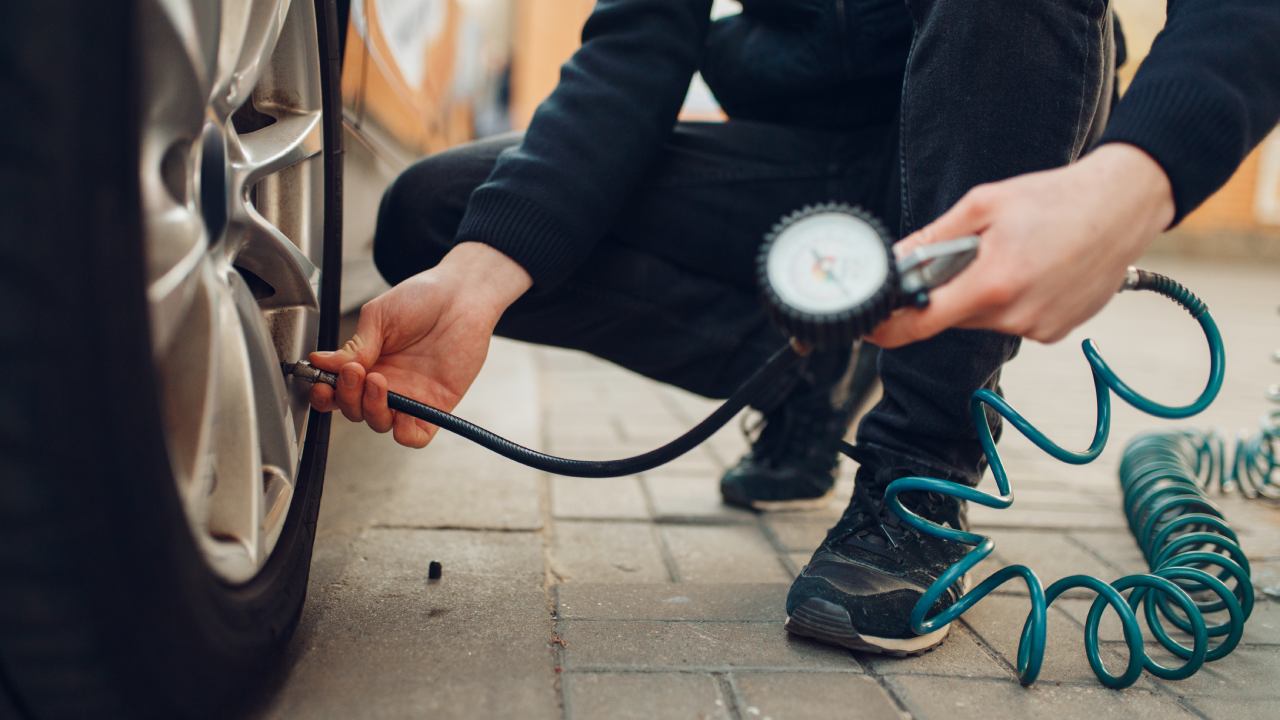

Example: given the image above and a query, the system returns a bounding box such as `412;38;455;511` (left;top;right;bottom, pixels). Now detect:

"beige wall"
1112;0;1278;257
510;0;594;127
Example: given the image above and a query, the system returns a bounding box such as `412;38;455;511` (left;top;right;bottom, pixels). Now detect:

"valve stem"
282;360;337;387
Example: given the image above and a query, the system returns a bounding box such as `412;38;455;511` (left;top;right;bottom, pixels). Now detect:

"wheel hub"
199;122;229;244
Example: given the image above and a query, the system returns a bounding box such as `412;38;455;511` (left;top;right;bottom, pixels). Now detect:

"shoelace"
830;482;961;562
827;483;907;559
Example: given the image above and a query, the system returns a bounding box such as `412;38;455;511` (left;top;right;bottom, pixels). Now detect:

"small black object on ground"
427;561;443;581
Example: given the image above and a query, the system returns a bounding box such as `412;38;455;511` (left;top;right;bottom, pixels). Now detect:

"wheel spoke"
156;259;221;521
212;0;293;118
139;0;220;356
138;0;220;119
231;110;323;185
228;203;320;311
203;271;265;582
227;273;299;555
145;200;207;354
227;272;299;476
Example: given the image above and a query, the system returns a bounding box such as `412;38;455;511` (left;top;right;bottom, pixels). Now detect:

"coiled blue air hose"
882;270;1254;688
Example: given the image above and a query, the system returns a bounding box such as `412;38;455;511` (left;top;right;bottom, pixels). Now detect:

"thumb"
310;305;385;371
895;186;996;258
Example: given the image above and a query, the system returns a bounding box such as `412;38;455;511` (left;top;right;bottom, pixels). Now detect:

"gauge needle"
811;249;852;297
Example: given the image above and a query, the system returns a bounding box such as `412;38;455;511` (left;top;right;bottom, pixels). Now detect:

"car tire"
0;1;342;718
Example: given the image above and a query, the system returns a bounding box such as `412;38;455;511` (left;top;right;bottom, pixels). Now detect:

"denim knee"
372;157;462;286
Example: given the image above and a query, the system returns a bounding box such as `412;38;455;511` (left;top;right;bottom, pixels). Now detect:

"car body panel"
338;0;512;310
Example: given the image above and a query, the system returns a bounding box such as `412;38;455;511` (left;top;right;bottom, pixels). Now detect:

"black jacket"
456;0;1280;289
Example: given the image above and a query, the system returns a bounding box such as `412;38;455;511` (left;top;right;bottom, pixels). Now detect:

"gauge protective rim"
756;203;899;346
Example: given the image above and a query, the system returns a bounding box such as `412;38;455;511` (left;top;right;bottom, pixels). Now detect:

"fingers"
866;259;999;348
393;412;435;449
362;372;394;433
309;302;387;420
310;301;387;372
866;308;951;348
317;364;436;449
870;185;1009;348
310;382;335;413
335;362;366;422
896;185;997;257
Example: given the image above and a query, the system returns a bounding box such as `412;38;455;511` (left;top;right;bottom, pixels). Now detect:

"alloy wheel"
138;0;325;584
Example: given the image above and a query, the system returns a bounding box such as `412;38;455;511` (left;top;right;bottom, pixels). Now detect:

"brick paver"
660;525;792;583
563;673;730;720
643;473;757;522
732;672;904;720
258;258;1280;719
559;620;860;671
883;676;1197;720
555;583;789;622
551;475;651;520
551;520;671;583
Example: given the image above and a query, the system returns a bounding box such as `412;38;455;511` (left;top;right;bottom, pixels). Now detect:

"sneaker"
784;453;972;655
719;344;878;511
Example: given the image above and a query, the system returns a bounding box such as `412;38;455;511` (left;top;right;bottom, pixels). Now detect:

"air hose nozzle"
282;360;337;387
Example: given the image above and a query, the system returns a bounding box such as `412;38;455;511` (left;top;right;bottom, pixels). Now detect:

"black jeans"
372;0;1115;485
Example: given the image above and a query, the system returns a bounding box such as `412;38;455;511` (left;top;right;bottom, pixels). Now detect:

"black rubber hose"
377;343;802;477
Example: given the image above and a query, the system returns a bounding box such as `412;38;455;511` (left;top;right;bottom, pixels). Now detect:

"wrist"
439;242;534;316
1086;143;1176;233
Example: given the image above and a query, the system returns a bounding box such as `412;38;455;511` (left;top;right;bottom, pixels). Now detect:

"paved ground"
251;257;1279;719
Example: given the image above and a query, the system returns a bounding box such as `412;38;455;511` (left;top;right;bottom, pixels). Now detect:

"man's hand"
309;242;532;447
868;143;1176;348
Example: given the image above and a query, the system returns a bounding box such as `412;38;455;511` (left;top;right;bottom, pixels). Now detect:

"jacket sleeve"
454;0;713;288
1098;0;1280;225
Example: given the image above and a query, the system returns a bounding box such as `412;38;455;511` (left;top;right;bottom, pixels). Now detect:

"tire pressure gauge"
758;203;979;349
758;204;897;348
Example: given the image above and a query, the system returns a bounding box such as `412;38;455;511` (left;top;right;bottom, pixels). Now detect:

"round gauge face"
765;211;890;316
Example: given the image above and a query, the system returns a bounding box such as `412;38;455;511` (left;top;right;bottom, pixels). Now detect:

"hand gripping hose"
287;343;803;478
878;269;1252;688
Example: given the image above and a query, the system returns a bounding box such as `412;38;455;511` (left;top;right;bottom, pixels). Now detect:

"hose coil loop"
1175;411;1279;501
879;271;1253;688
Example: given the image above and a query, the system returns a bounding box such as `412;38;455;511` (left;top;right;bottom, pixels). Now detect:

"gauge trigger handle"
896;235;980;304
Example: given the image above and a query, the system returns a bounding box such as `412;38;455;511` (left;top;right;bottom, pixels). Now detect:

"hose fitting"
283;360;337;387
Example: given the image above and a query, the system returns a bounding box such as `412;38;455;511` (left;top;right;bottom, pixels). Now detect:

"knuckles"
1034;324;1072;344
961;184;1001;215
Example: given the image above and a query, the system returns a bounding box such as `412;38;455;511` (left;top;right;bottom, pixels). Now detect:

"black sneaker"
784;452;972;655
719;345;879;511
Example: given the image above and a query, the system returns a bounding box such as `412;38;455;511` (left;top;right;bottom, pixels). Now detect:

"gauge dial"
757;205;897;347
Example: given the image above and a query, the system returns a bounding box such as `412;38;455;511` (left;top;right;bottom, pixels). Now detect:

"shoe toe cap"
786;552;928;639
